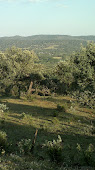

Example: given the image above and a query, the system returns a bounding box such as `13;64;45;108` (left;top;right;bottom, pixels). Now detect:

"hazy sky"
0;0;95;37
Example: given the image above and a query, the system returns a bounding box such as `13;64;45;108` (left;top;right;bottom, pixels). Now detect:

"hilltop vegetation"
0;36;95;169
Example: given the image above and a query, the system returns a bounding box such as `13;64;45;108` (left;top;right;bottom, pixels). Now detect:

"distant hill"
0;35;95;50
0;35;95;66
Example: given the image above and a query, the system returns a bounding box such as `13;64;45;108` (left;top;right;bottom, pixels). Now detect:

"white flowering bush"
75;143;95;166
43;135;63;163
18;139;32;155
0;103;9;112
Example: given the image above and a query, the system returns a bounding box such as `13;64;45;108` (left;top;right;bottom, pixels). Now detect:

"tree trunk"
27;81;33;95
17;84;21;98
30;129;38;153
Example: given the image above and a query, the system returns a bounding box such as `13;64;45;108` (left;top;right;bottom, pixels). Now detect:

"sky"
0;0;95;37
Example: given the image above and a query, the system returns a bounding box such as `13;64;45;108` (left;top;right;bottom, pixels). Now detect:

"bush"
72;91;95;109
56;104;66;112
0;130;7;153
52;117;59;124
43;135;63;163
52;111;58;117
0;103;9;112
21;112;26;119
18;139;32;155
75;143;95;166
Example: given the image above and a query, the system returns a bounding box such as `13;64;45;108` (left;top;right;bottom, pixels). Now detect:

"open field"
0;95;95;169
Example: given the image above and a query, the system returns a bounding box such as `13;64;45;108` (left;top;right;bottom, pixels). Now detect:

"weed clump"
75;143;95;166
21;112;26;119
0;103;9;112
0;130;7;154
52;111;58;117
56;104;66;112
43;135;63;163
18;139;32;155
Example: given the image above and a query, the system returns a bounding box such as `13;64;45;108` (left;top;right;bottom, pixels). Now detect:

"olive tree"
0;46;43;97
54;60;75;94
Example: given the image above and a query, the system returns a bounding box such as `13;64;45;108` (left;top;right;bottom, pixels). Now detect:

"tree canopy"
0;46;43;97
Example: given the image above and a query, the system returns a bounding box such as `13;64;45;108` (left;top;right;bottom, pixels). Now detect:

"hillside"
0;95;95;169
0;36;95;169
0;35;95;66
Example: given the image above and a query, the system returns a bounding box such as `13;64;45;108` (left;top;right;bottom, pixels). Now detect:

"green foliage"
26;94;35;101
54;42;95;109
0;35;94;66
0;38;95;168
56;104;66;112
52;111;58;117
18;139;32;155
55;60;74;86
21;112;26;119
0;103;9;112
52;117;59;124
73;42;95;91
0;131;7;153
70;43;95;108
75;143;95;166
0;46;41;97
72;90;95;108
20;112;32;123
0;96;95;168
43;135;63;163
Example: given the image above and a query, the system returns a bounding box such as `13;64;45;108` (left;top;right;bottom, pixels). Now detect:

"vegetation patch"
0;95;95;169
0;40;95;169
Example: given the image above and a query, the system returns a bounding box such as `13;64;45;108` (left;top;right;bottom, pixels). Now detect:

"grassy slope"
0;95;95;169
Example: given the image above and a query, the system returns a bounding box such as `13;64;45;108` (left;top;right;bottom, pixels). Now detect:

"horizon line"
0;34;95;38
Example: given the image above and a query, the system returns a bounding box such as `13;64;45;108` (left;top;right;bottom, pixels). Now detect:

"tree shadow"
0;118;95;155
2;100;94;128
40;96;73;104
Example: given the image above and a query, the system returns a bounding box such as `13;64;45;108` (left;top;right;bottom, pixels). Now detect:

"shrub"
52;117;59;124
76;143;95;166
52;111;58;117
21;112;26;119
0;103;9;112
18;139;32;155
84;144;95;166
20;113;32;124
43;135;63;163
56;104;66;112
72;91;95;109
0;130;7;153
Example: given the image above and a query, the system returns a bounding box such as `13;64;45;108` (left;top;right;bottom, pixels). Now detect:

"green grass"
0;94;95;169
